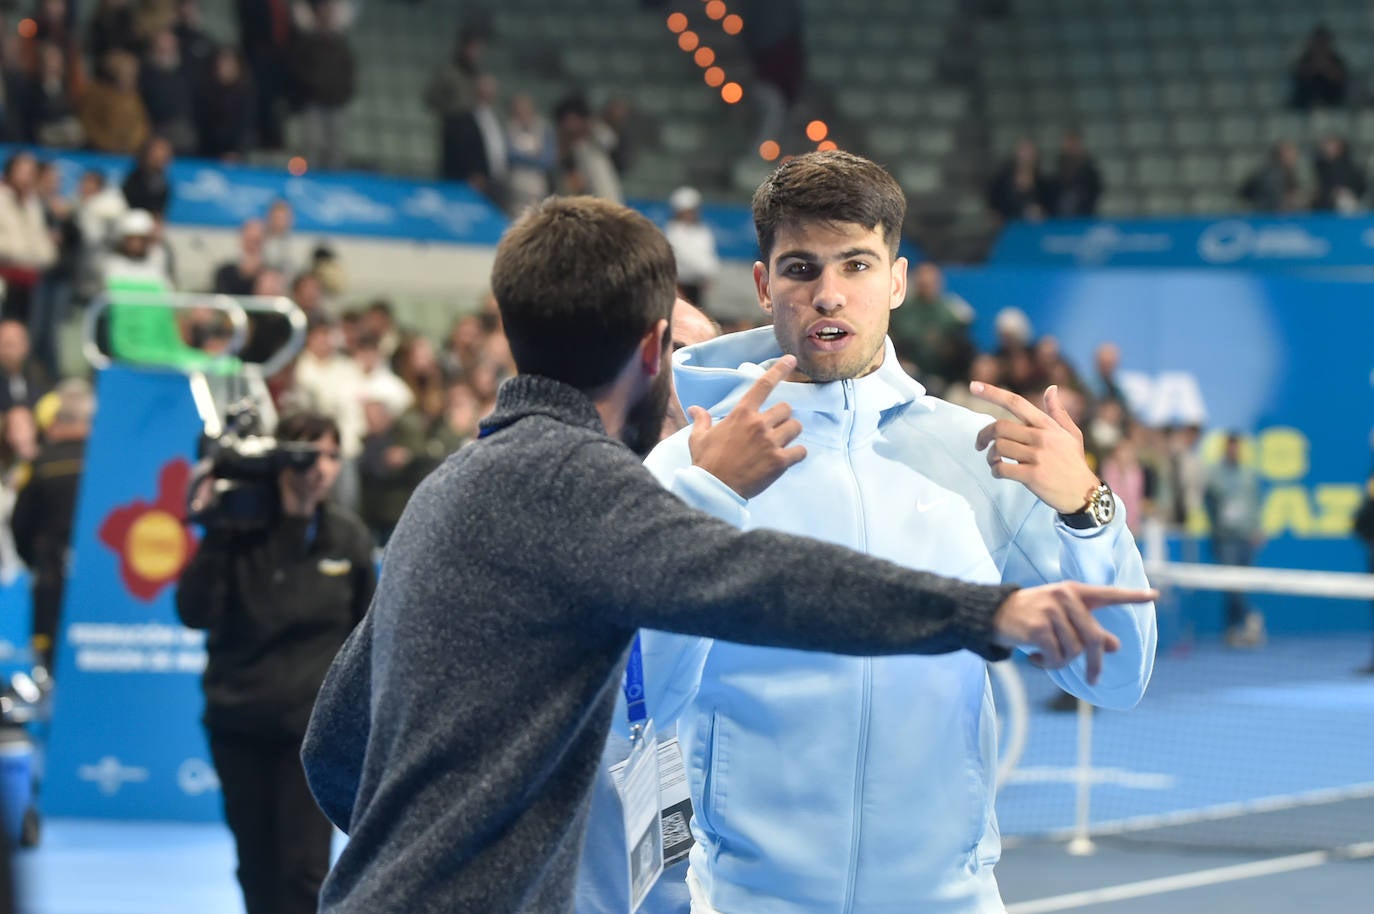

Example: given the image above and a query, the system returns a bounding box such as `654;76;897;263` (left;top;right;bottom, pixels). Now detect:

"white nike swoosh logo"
916;499;948;513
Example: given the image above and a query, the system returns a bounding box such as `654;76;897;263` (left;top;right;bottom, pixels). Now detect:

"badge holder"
614;634;664;912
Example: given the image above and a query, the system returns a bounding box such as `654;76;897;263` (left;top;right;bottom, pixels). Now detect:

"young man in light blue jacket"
635;151;1158;914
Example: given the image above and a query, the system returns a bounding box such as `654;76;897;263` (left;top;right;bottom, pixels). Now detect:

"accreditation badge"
611;718;664;911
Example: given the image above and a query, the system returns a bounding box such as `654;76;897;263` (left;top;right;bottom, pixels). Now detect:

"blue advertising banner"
7;144;510;246
946;266;1374;632
11;145;919;264
45;367;217;821
991;215;1374;270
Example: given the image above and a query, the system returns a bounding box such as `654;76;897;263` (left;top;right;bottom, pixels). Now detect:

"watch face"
1091;486;1115;525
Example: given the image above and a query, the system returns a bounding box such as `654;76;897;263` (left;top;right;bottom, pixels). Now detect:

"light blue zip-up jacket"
638;328;1157;914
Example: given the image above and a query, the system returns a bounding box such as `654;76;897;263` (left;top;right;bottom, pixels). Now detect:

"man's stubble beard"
621;363;674;458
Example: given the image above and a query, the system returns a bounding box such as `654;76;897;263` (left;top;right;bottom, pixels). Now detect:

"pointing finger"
735;355;797;414
969;381;1051;427
1074;585;1160;610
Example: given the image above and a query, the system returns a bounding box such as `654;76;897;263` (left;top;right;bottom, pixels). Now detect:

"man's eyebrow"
774;247;883;263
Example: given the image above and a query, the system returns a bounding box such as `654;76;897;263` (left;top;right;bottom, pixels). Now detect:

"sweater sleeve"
548;439;1014;660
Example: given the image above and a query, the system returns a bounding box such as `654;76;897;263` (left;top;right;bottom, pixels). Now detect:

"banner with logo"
45;367;219;821
946;266;1374;632
7;144;509;247
990;215;1374;270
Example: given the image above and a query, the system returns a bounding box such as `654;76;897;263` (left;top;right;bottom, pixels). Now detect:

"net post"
1066;696;1097;856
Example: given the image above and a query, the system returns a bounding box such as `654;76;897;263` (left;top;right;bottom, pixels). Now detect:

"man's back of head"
491;196;676;392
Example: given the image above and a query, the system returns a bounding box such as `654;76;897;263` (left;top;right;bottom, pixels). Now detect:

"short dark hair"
276;410;340;444
751;150;906;260
491;196;675;391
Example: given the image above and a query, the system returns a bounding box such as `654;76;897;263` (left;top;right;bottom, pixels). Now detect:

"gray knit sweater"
303;375;1014;913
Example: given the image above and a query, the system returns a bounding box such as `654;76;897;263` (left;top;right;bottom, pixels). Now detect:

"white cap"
994;306;1031;343
114;208;156;239
669;186;701;212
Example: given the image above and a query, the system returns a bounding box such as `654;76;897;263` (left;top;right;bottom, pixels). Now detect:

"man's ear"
890;256;909;311
640;318;669;377
753;261;772;315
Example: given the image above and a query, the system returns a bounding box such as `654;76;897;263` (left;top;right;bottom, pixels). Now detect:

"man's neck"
592;397;625;442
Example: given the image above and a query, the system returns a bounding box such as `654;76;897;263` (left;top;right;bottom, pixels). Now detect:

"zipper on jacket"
841;378;870;914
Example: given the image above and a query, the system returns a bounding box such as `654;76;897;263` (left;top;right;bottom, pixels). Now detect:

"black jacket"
176;502;375;738
303;375;1010;914
11;437;84;588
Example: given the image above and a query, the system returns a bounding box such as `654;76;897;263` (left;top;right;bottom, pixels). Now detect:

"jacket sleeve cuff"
669;465;750;527
1054;502;1128;540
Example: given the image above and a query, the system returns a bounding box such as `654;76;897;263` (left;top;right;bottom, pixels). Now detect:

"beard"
620;365;674;458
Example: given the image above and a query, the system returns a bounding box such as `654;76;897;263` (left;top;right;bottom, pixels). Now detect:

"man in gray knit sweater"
301;197;1154;913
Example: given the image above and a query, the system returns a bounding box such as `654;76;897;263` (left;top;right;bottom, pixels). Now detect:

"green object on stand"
105;277;241;375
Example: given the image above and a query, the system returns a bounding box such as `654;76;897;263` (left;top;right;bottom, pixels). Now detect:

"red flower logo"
98;459;200;601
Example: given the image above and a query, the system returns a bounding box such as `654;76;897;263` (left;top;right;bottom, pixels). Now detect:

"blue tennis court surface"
10;635;1373;913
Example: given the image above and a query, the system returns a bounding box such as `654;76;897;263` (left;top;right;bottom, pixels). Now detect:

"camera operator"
176;410;375;914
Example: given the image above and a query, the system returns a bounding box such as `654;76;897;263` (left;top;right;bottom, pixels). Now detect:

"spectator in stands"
663;186;720;315
73;169;127;303
236;0;293;150
194;46;255;161
1048;130;1102;218
1091;342;1127;409
120;134;173;218
289;271;325;318
505;92;556;216
0;321;49;415
19;42;85;148
1204;432;1266;648
440;73;507;207
554;93;623;203
353;331;410;415
32;0;81;59
1099;431;1153;537
310;242;347;302
887;261;975;393
289;0;356;172
1291;24;1347;110
214;219;266;296
12;378;93;670
30;162;80;377
262;199;298;277
361;299;399;360
357;397;411;546
425;23;486;180
0;152;58;323
392;336;467;477
99;208;175;287
1312;135;1366;213
80;49;151;154
988;137;1052;222
293;311;364;509
138;28;196;154
1084;397;1126;469
87;0;141;72
440;310;490;380
174;0;216;75
593;95;636;176
1241;140;1306;213
1161;423;1205;533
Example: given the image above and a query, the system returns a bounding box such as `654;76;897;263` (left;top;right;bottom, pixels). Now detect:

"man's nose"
812;267;845;313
